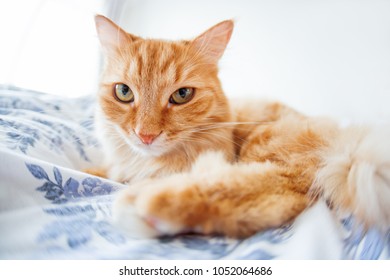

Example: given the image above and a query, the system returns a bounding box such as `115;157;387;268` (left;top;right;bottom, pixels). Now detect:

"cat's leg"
113;151;311;238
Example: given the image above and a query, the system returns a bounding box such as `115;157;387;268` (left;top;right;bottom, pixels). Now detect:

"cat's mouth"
114;125;168;157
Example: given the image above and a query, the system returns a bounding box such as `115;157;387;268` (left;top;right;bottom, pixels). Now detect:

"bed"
0;85;388;259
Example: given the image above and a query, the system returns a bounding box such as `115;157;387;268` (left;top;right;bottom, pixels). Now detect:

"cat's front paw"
134;174;204;235
114;174;208;237
112;180;162;238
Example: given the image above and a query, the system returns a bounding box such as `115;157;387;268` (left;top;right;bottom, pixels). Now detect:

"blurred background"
1;0;389;121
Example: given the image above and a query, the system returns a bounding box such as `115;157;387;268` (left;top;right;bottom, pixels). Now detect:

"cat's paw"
133;174;203;235
113;152;232;237
112;183;160;239
114;174;208;237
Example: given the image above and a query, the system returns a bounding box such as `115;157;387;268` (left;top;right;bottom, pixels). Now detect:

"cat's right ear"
95;15;137;55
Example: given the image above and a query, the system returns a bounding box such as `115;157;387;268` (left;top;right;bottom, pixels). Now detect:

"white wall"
114;0;390;122
0;0;104;97
1;0;389;122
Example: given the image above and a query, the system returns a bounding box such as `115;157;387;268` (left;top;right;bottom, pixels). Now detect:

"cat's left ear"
191;20;234;63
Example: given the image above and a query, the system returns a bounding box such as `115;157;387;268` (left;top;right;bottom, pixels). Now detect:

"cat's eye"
114;83;134;103
169;88;195;105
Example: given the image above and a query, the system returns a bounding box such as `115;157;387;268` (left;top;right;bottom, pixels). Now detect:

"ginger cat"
93;15;390;238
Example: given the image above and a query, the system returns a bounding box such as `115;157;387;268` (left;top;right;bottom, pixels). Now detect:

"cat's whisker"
202;120;271;126
191;124;258;133
191;131;246;151
177;129;256;159
174;121;269;135
173;133;239;159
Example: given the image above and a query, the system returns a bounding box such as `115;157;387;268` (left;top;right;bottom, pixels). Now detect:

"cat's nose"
136;131;160;145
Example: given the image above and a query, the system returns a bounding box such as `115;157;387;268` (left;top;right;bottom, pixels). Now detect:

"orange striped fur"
93;15;390;238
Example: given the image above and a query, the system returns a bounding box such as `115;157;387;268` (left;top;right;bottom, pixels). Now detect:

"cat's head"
95;15;233;157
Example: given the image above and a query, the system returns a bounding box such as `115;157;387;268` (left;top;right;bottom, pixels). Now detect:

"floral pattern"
38;203;126;249
27;164;114;204
0;85;388;259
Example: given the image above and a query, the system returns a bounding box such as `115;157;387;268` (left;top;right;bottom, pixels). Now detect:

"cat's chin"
129;143;167;157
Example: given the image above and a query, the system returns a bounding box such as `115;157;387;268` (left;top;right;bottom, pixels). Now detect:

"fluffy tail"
313;125;390;230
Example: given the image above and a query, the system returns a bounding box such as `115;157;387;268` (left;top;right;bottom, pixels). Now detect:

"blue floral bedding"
0;86;389;259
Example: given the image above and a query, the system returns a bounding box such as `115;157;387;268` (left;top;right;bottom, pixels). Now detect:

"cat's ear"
95;15;138;55
191;20;234;63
